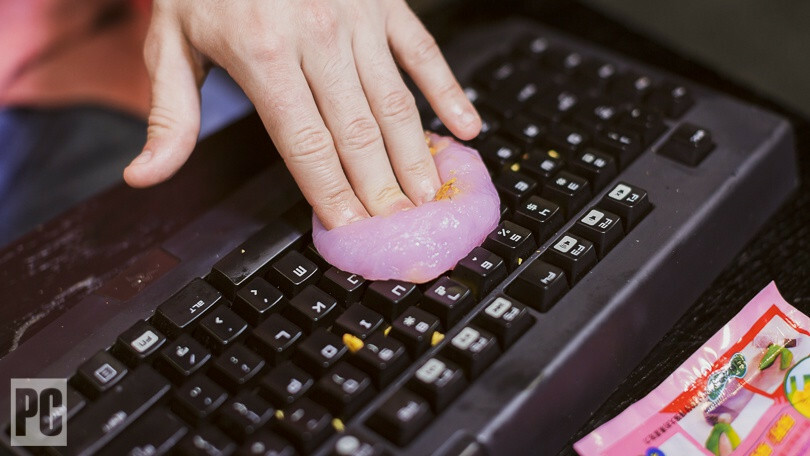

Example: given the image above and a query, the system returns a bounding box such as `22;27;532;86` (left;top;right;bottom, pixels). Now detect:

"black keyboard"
0;19;798;456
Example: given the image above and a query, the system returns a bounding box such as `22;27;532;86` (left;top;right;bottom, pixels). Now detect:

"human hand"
123;0;481;229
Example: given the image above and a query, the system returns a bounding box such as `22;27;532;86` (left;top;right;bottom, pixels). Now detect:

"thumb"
124;25;203;188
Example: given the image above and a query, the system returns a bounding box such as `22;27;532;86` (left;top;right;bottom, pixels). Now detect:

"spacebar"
50;366;171;456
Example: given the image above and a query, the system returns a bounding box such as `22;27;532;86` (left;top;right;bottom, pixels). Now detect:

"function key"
542;171;592;218
444;325;500;379
240;431;296;456
543;233;598;285
276;398;334;454
494;170;538;207
333;303;384;340
173;374;228;424
195;306;249;352
368;389;433;446
320;268;368;305
247;313;302;364
284;285;339;332
294;328;347;376
595;126;644;169
72;350;128;399
152;278;223;337
648;81;694;118
571;207;624;258
617;106;666;146
175;425;236;456
267;250;321;297
657;123;715;166
567;148;617;192
479;136;522;170
112;320;166;367
258;361;314;407
482;221;537;270
599;182;652;230
210;344;266;392
332;432;387;456
155;334;212;384
313;362;375;418
349;332;410;388
216;392;274;441
408;357;467;412
475;296;533;348
390;306;442;357
517;149;565;184
363;280;421;321
451;246;508;299
421;277;475;328
506;260;568;312
234;277;286;325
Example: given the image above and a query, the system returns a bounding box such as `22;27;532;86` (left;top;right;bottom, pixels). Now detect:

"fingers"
353;22;441;205
124;19;203;188
385;0;481;140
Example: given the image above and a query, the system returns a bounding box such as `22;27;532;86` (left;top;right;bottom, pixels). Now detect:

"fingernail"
459;108;478;127
130;149;153;166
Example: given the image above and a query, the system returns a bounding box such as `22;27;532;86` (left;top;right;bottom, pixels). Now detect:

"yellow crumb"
548;150;560;159
434;177;459;201
510;163;521;172
384;326;392;336
332;418;345;432
275;410;284;420
431;331;445;346
343;334;364;353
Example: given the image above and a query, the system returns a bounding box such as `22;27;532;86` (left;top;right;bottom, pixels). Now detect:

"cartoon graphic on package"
575;282;810;456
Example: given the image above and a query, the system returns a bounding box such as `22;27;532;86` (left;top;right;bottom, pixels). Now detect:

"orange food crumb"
434;177;459;201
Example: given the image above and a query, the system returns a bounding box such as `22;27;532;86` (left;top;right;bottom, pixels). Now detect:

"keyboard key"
479;136;522;170
511;195;564;243
515;34;550;61
175;425;237;456
363;280;421;321
599;182;652;230
313;362;375;418
544;233;598;285
259;361;314;407
494;170;538;207
617;106;666;146
216;392;274;442
529;88;580;123
595;125;644;169
421;277;475;328
572;59;617;92
331;432;387;456
195;306;249;352
112;320;166;367
506;260;569;312
444;326;500;379
240;432;296;456
173;374;228;425
571;98;621;130
152;278;223;337
544;123;590;154
349;332;410;388
567;148;618;192
476;108;501;140
210;344;266;392
276;398;334;454
99;407;187;456
542;171;592;218
284;285;339;332
303;242;331;272
474;56;517;90
72;350;128;399
390;306;442;357
267;250;321;297
333;303;384;340
408;357;467;412
648;81;694;118
451;247;508;298
484;79;541;118
503;114;546;146
156;334;212;384
517;149;564;184
657;123;715;166
571;207;624;258
368;389;433;446
208;202;310;298
482;221;536;269
233;277;286;325
247;314;303;364
55;366;170;456
475;296;534;348
320;267;368;305
23;386;85;437
294;328;347;376
611;71;654;103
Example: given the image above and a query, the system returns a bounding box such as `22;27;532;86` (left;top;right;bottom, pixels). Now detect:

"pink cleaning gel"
312;135;500;283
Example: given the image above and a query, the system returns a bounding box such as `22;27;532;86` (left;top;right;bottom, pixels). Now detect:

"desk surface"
0;2;808;454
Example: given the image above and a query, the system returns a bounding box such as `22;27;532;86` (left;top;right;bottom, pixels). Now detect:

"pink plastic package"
575;282;810;456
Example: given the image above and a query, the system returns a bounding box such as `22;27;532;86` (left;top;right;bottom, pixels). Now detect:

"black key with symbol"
506;260;569;312
259;361;314;407
444;325;501;379
475;295;534;348
276;399;334;454
611;71;654;103
112;320;166;367
331;432;387;456
494;170;538;207
482;221;537;269
152;278;223;337
543;233;598;285
518;149;565;185
657;123;715;166
368;389;433;446
240;432;296;456
210;344;266;392
267;250;321;297
389;306;441;357
216;392;274;442
172;374;228;425
99;406;187;456
595;126;644;169
313;362;375;418
320;267;368;305
363;280;421;321
503;114;546;146
511;195;564;243
451;246;507;298
599;182;652;230
545;123;590;154
529;89;580;123
479;136;522;170
421;277;475;328
294;328;347;377
617;106;666;146
174;425;236;456
284;285;339;333
247;314;303;364
349;332;410;388
155;334;212;384
408;357;467;412
195;306;249;352
572;207;624;258
72;350;128;399
571;98;621;131
648;81;693;118
233;277;286;325
333;303;384;340
567;149;617;192
542;171;592;218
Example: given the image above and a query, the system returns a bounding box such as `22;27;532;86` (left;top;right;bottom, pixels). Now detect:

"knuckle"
287;125;335;164
341;116;381;152
408;33;440;66
241;29;286;63
316;185;356;212
302;1;339;44
379;89;417;122
403;155;435;181
372;184;406;206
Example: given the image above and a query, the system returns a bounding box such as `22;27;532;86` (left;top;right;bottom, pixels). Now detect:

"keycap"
283;285;339;332
363;280;421;321
98;406;187;456
515;34;550;61
542;171;592;218
210;344;266;392
506;260;569;312
566;148;617;192
617;106;666;146
240;432;296;456
484;78;541;118
333;303;384;340
544;123;590;154
572;59;617;92
482;221;537;270
571;98;621;130
599;182;652;230
195;306;249;352
320;267;368;305
529;88;580;123
476;108;501;140
152;278;223;337
208;203;309;298
276;398;334;454
216;392;274;442
611;71;654;103
494;170;538;207
595;126;644;169
259;361;314;407
368;389;433;446
408;357;467;412
390;306;442;357
294;328;347;376
543;233;598;285
546;49;583;74
444;326;500;379
475;296;534;348
247;314;303;364
503;114;546;146
173;374;228;424
72;350;128;399
53;366;171;456
349;332;410;388
478;135;522;170
331;433;387;456
571;207;624;258
313;362;375;418
233;277;286;325
474;56;517;90
155;333;212;384
111;320;167;367
174;425;237;456
657;123;715;166
517;149;564;184
451;247;508;298
648;81;693;118
510;195;564;244
267;250;321;297
421;277;475;328
26;386;86;437
303;242;331;272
